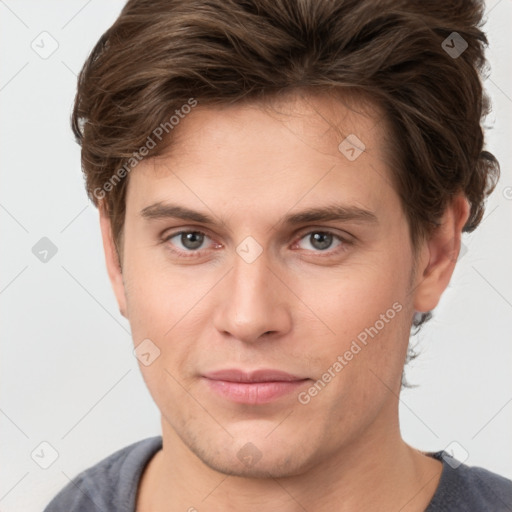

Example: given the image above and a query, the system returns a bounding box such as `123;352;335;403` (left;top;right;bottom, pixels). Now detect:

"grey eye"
297;232;341;252
181;231;204;250
168;231;208;251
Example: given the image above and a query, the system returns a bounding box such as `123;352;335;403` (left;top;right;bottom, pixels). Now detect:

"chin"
200;451;310;479
186;432;317;479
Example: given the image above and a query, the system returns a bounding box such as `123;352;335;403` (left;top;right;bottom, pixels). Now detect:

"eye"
162;228;350;258
164;230;215;254
295;231;346;253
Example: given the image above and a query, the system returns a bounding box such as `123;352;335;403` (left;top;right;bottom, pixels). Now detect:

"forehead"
125;92;398;225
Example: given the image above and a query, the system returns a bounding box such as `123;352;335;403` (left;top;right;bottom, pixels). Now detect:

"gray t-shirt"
43;436;512;511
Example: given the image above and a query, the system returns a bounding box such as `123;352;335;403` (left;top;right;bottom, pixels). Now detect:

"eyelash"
161;229;352;258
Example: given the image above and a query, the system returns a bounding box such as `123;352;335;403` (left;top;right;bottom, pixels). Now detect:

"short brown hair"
72;0;499;333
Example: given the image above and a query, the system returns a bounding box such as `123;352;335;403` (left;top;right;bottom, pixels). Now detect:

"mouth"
201;368;311;404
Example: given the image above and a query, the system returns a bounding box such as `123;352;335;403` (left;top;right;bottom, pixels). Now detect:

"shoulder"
426;451;512;511
43;436;162;512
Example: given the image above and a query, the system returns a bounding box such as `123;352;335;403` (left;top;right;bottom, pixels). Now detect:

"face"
101;93;454;478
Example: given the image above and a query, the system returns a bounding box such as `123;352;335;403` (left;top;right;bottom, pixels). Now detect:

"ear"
413;194;470;313
99;202;128;318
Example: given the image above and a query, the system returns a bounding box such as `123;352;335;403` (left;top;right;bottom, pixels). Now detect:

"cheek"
300;272;411;432
121;247;204;376
309;249;412;381
122;244;187;336
323;270;406;339
123;263;199;413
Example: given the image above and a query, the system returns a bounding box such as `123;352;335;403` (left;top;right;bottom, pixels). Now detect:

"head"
72;0;498;477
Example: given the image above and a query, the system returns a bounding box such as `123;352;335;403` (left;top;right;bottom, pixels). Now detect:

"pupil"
182;232;203;249
311;232;332;250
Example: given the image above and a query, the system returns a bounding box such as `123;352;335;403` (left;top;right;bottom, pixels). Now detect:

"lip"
202;368;310;404
203;368;306;383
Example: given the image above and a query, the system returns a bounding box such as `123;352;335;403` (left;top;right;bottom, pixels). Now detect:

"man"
45;0;512;510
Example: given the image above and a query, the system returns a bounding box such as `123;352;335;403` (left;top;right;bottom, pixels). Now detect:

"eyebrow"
140;202;378;227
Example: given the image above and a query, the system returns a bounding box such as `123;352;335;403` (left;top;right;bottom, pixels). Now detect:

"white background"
0;1;511;510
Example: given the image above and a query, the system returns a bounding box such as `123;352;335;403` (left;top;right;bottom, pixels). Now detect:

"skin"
99;92;469;511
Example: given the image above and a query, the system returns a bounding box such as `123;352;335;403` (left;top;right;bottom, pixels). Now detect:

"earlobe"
98;202;128;319
413;195;470;313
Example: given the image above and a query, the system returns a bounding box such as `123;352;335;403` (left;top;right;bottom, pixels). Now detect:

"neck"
137;409;442;512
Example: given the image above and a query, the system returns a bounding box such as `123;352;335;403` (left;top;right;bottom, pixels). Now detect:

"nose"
213;250;292;344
